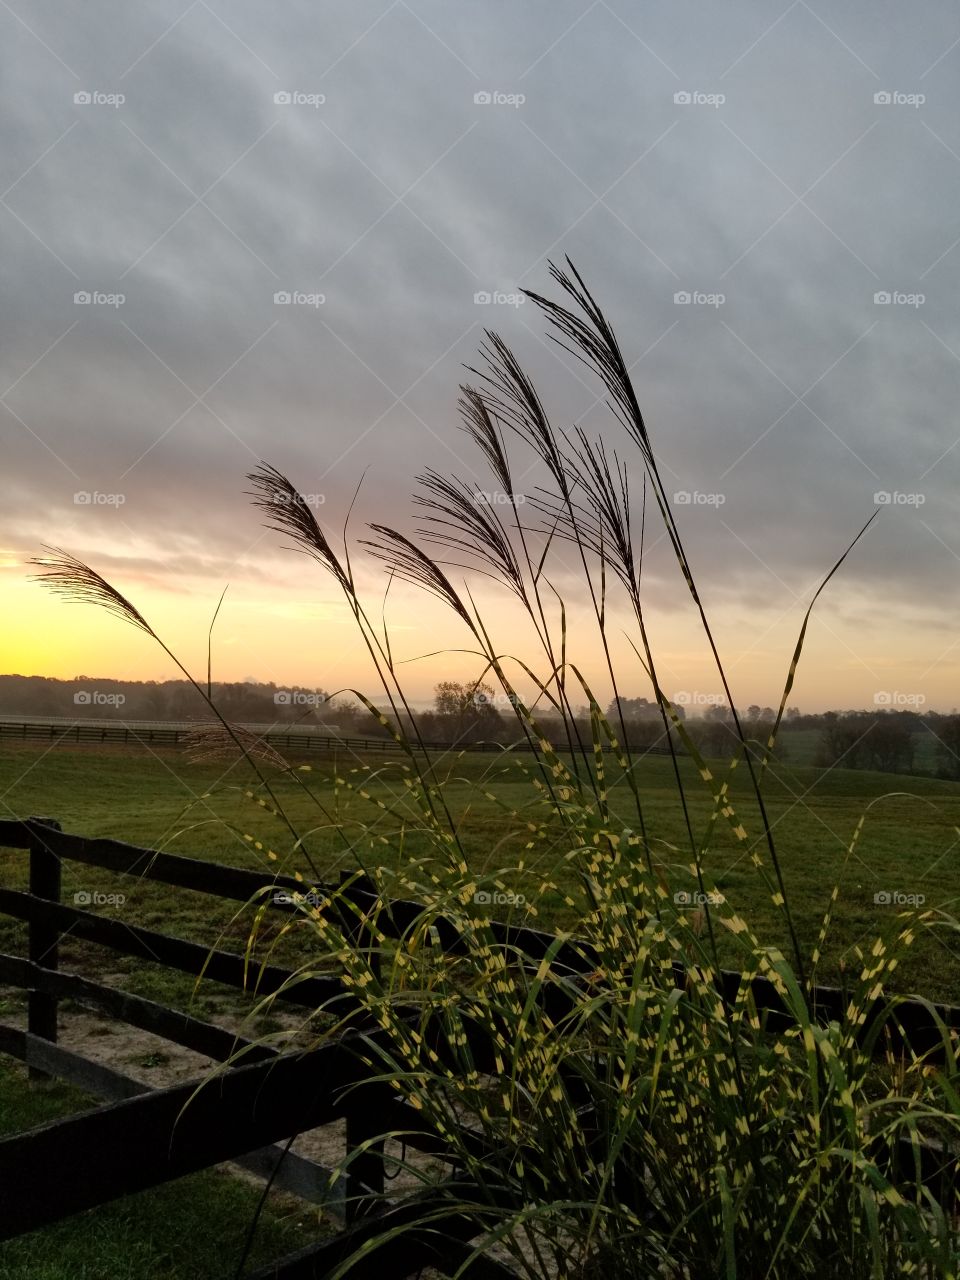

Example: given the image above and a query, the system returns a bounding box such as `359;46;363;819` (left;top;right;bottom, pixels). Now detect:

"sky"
2;1;960;715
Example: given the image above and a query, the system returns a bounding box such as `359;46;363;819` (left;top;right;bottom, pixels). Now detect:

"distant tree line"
813;710;913;772
4;674;960;778
0;674;369;730
409;688;960;779
810;708;960;778
400;687;786;761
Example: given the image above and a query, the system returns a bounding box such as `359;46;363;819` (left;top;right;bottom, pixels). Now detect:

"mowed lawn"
0;736;959;1002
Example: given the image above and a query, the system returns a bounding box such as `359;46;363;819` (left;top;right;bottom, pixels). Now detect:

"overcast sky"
2;1;959;711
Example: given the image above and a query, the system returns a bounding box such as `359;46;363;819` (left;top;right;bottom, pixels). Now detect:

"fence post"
338;870;386;1221
26;817;63;1082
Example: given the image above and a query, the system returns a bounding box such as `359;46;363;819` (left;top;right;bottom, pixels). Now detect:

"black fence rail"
0;816;958;1278
0;718;682;758
0;817;526;1278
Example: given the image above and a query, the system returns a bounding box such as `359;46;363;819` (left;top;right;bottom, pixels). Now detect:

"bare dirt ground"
5;993;447;1198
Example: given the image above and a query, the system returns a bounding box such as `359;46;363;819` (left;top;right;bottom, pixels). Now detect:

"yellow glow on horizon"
2;557;960;714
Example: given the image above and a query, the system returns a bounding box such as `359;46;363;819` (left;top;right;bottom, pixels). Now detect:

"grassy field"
1;736;959;1003
2;733;960;1275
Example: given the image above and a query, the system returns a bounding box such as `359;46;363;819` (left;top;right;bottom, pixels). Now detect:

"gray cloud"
2;0;960;641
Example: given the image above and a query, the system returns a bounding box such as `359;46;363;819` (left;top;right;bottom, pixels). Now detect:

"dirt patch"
2;999;450;1205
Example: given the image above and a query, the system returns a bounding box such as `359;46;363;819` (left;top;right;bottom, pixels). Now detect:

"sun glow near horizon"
3;542;959;717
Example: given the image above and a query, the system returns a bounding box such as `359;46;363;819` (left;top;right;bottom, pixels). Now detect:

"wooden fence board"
0;890;345;1009
0;1024;346;1214
0;818;306;901
0;1041;386;1238
0;1022;148;1102
0;954;278;1064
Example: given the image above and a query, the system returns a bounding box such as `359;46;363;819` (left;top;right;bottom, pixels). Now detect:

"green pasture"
0;736;958;1002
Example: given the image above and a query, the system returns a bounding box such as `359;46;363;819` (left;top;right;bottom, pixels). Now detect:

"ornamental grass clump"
35;261;960;1278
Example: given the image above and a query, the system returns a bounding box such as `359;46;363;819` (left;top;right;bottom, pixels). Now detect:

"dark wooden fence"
0;817;533;1278
0;816;957;1278
0;719;681;758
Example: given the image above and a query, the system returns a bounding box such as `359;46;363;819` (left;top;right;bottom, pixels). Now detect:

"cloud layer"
2;1;959;704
